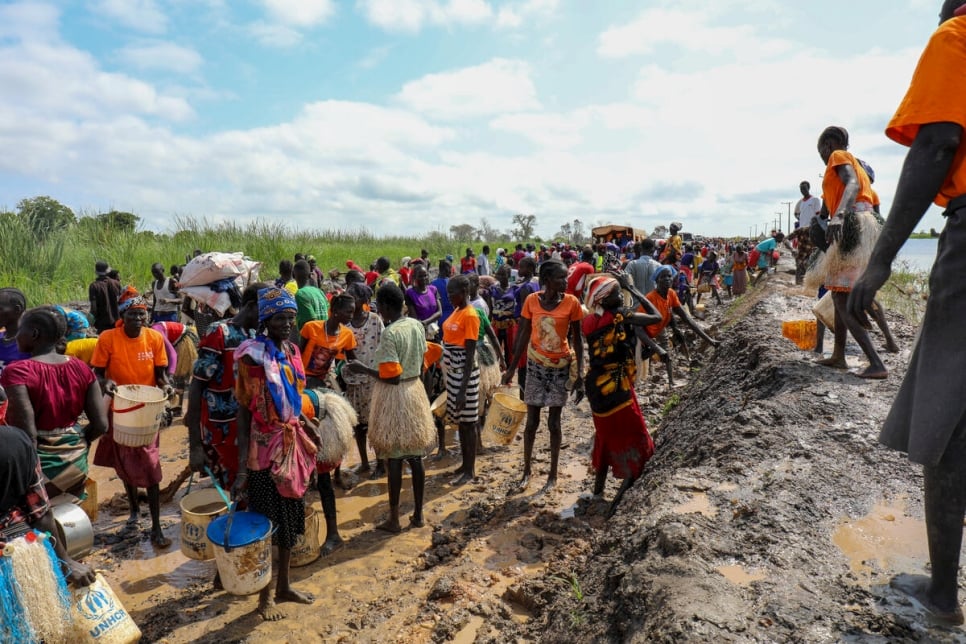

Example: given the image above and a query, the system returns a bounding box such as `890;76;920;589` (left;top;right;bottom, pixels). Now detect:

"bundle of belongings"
179;252;263;315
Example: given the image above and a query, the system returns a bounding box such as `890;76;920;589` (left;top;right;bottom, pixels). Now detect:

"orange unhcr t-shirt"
442;306;480;348
642;289;681;338
521;292;583;361
822;150;874;215
91;327;168;385
301;321;356;377
886;16;966;207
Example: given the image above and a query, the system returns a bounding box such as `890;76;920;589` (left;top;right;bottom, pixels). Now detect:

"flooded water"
716;563;767;587
831;500;928;583
672;492;717;517
896;237;938;274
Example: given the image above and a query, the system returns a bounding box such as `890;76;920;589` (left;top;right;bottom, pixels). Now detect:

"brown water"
673;492;717;517
188;502;229;515
717;563;767;587
832;500;928;583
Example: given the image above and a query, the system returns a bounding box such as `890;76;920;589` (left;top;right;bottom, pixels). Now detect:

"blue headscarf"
654;265;677;281
55;306;90;341
257;287;297;323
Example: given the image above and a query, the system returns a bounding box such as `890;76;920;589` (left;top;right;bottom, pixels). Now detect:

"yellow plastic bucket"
112;385;167;447
180;488;228;561
482;392;528;445
290;505;321;567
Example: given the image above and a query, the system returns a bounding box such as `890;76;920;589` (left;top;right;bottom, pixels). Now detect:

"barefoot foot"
816;357;847;368
150;529;172;548
891;573;964;625
855;366;888;380
409;515;425;529
450;472;474;486
276;588;314;605
321;536;344;556
376;519;402;534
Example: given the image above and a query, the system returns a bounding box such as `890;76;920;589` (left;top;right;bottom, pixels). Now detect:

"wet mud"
79;259;962;642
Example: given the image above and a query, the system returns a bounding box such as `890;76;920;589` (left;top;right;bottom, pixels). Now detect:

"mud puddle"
832;500;928;583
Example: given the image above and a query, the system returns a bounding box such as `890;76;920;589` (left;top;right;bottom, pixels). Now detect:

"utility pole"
781;201;793;232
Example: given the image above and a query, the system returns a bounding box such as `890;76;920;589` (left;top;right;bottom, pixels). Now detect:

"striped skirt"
443;343;480;424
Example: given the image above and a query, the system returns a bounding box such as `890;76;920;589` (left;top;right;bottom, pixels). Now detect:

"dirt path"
83;257;961;643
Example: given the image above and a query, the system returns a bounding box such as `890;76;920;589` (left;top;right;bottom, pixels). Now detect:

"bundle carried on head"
179;252;263;315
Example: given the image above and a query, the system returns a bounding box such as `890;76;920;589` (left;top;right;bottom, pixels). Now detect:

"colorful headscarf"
55;306;90;341
117;286;147;313
257;287;297;323
235;334;305;423
584;275;620;315
654;265;677;282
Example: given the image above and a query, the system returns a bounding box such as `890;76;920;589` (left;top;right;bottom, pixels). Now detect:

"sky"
0;0;952;240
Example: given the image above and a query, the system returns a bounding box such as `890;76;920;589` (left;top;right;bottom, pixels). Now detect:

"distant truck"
592;224;642;245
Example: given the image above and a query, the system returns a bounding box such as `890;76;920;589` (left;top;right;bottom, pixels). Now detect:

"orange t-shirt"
442;306;480;348
91;327;168;385
642;289;681;338
886;16;966;207
822;150;874;215
300;322;356;377
521;292;583;360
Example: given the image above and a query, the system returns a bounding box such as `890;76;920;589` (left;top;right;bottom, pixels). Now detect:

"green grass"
0;216;486;307
879;260;929;325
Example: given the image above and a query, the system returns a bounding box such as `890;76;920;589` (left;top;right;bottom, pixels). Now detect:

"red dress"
582;310;654;479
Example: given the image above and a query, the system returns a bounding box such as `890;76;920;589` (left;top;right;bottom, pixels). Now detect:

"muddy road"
83;258;960;642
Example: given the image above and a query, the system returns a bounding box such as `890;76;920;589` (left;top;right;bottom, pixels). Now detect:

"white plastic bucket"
430;391;447;419
290;505;320;567
482;392;528;445
206;511;273;596
180;489;228;561
112;385;167;447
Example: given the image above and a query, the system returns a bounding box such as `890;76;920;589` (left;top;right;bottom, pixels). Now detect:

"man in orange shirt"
849;0;966;625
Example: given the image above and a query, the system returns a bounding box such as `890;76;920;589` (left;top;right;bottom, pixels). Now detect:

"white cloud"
117;42;203;74
356;0;494;32
396;58;540;120
496;0;559;29
247;21;304;48
259;0;336;27
91;0;168;34
0;2;59;41
598;7;790;59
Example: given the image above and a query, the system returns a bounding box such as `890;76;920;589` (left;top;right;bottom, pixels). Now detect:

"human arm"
455;339;477;410
569;320;584;403
672;305;719;346
81;379;108;444
154;366;172;396
827;163;859;244
484;320;506;370
501;318;532;384
92;366;117;396
849;122;964;323
184;378;210;473
3;385;37;441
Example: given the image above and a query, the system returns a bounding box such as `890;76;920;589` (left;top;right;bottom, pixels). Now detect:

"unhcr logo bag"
71;573;141;643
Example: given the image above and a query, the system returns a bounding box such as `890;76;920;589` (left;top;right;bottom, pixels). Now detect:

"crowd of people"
2;0;965;632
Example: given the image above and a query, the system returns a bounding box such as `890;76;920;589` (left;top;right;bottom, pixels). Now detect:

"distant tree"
97;210;140;232
16;196;76;241
930;228;939;237
449;223;476;240
572;218;586;245
554;221;574;242
477;217;497;242
511;213;536;240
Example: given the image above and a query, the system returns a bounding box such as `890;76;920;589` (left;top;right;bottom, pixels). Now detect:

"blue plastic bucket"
206;511;273;595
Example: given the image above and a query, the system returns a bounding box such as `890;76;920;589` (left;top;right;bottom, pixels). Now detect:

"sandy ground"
80;256;963;643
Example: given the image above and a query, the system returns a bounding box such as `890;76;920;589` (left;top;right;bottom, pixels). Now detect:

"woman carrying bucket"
345;283;436;533
582;275;662;517
91;287;173;548
502;260;584;494
234;287;316;620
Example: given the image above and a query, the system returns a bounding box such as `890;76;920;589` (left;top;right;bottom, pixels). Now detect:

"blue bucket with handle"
206;511;274;595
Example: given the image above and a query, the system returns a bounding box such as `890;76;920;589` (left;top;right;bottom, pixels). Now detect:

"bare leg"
814;319;826;355
871;299;900;353
831;292;887;378
408;457;426;528
274;548;314;605
892;451;966;625
512;406;541;493
147;484;171;547
451;422;477;485
607;476;636;518
592;455;608;496
123;481;139;525
543;406;562;491
353;424;371;472
318;472;344;555
378;459;403;533
816;294;848;368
